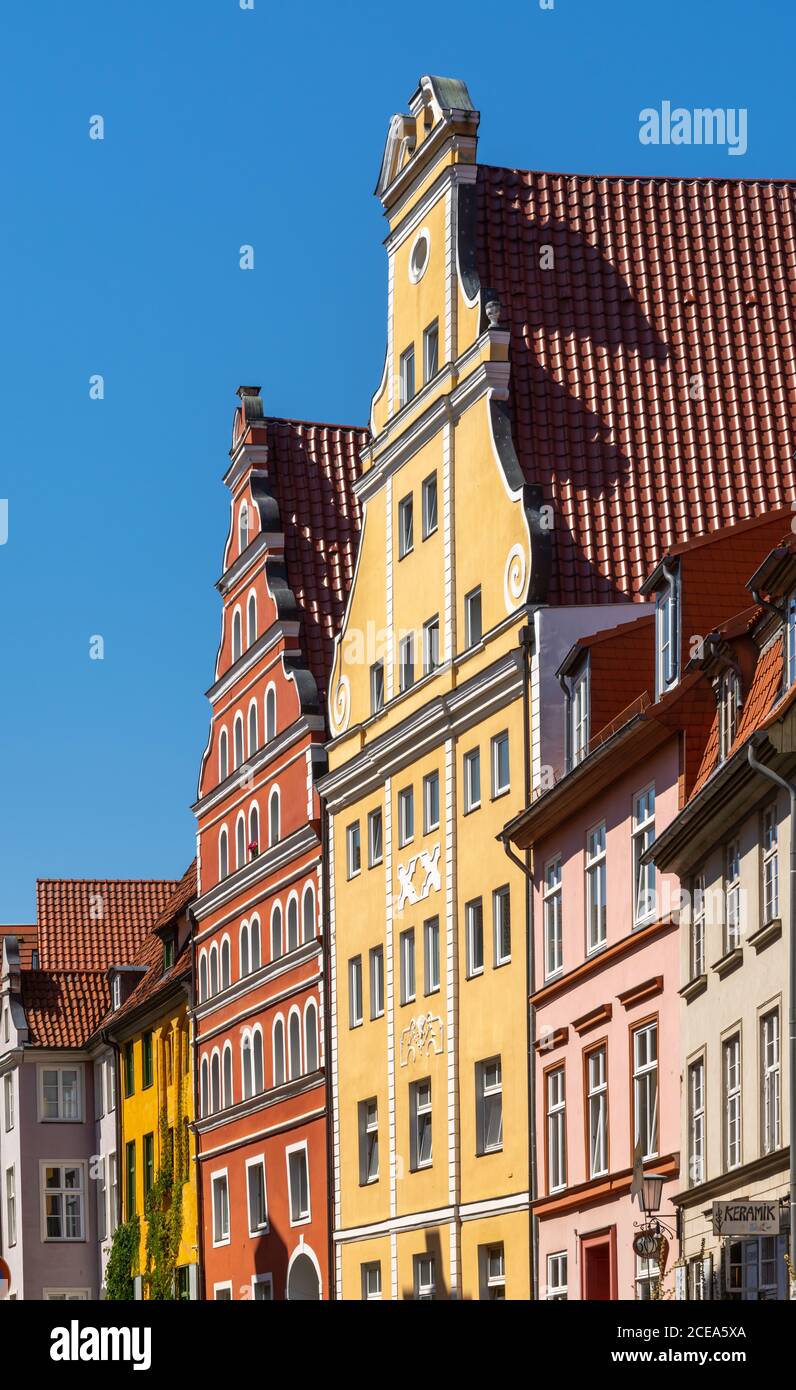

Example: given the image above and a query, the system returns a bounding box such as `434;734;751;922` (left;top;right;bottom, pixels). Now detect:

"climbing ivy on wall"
144;1080;188;1301
105;1214;140;1301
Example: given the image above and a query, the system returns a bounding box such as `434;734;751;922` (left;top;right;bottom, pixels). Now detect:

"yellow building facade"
322;77;540;1300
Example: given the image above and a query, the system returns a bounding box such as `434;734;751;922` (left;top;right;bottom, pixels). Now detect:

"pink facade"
532;740;682;1301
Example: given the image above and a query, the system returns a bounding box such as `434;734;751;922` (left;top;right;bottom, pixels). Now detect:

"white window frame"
761;1009;781;1156
399;346;415;409
346;821;361;879
398;632;414;692
422;615;440;675
399;928;416;1005
633;1022;659;1161
410;1079;433;1171
38;1064;83;1123
397;785;414;847
723;1032;742;1171
40;1160;87;1242
251;1273;274;1301
358;1099;379;1185
476;1057;503;1155
585;822;607;953
464;586;482;647
370;661;385;714
422;321;439;385
43;1288;91;1301
463;747;481;813
423;770;440;833
546;1068;566;1193
422;470;438;538
718;669;741;761
480;1243;506;1300
688;1056;705;1187
369;945;384;1019
368;808;383;867
398;492;414;557
547;1252;568;1300
690;872;706;979
465;897;484;978
725;838;741;951
361;1261;382;1301
762;805;779;924
656;577;679;696
493;885;511;966
245;1154;269;1236
632;785;656;927
491;730;510;798
211;1168;230;1247
413;1252;436;1300
3;1072;14;1132
570;664;589;767
213;1281;233;1301
6;1165;16;1246
286;1140;311;1226
348;955;363;1028
587;1045;608;1179
423;916;440;995
544;857;563;979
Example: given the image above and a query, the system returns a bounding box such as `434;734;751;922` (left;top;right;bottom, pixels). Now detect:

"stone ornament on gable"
329;675;351;735
396;844;441;910
504;543;527;613
400;1012;444;1067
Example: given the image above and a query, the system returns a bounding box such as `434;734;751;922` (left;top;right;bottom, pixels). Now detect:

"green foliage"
143;1082;188;1300
105;1214;140;1301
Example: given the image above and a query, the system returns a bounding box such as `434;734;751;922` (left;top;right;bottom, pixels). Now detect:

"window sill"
494;957;511;969
349;1020;363;1030
711;947;743;979
679;973;707;1003
477;1146;504;1158
463;802;482;816
424;822;440;836
368;858;383;870
747;918;781;953
466;969;484;981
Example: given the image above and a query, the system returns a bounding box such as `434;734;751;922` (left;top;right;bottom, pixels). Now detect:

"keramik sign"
712;1200;780;1236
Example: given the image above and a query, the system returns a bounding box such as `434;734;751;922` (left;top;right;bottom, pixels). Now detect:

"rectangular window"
633;1022;659;1160
3;1073;13;1132
96;1156;107;1244
423;771;440;832
422;615;440;675
635;1253;661;1300
413;1253;436;1300
726;1234;785;1301
361;1262;382;1301
718;671;741;762
348;955;363;1028
398;492;414;557
142;1032;153;1089
544;857;563;978
124;1042;135;1098
107;1055;116;1112
587;1046;608;1178
423;916;440;995
94;1060;105;1120
251;1274;273;1301
464;586;482;647
463;747;481;812
125;1140;136;1218
723;1034;741;1170
287;1146;310;1223
480;1243;506;1300
108;1152;118;1236
466;897;484;977
399;928;416;1005
398;633;414;692
43;1164;85;1241
725;838;741;951
688;1057;705;1187
476;1057;503;1154
370;661;385;715
491;731;510;797
346;821;361;879
422;471;438;538
547;1252;568;1300
570;665;589;767
761;1010;781;1156
632;786;656;925
368;808;383;867
762;806;779;923
211;1171;230;1244
399;346;415;407
546;1068;566;1192
40;1065;81;1122
369;945;384;1019
358;1099;379;1185
656;578;679;696
410;1079;432;1170
246;1157;268;1234
143;1132;155;1196
493;885;511;966
690;872;706;979
398;786;414;847
5;1167;16;1247
423;320;439;382
585;823;607;952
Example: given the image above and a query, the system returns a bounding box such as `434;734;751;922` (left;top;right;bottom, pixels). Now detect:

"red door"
581;1229;616;1300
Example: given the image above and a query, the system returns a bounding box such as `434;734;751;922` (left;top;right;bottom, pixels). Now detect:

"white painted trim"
244;1153;269;1237
285;1139;312;1227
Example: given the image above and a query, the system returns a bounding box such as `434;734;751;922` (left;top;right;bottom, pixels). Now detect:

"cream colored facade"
321;77;536;1301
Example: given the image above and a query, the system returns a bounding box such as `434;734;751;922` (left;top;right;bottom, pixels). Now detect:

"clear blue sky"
0;0;792;920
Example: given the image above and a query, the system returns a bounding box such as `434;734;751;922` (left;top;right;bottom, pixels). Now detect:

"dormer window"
718;669;741;763
163;937;175;971
111;975;121;1011
570;662;589;768
787;591;796;686
655;568;680;698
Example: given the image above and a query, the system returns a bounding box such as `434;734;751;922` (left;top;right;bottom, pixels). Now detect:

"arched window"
249;805;259;857
211;1051;221;1113
269;788;280;846
302;883;315;942
234;715;244;769
219;828;229;880
287;896;299;954
250;915;261;971
273;1017;286;1087
288;1009;302;1079
271;903;283;961
221;937;231;991
248;701;258;756
218;728;228;782
236;814;246;869
222;1044;233;1107
210;944;219;997
232;609;242;663
240;921;250;977
239;502;249;555
247;592;257;647
265;686;277;742
253;1027;264;1093
241;1032;253;1100
304;1001;319;1073
199;952;208;1003
200;1057;209;1116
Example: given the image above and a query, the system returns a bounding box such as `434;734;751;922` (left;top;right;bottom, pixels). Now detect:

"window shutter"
675;1265;686;1300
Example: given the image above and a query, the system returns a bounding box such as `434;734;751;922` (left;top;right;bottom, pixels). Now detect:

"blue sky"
0;0;792;920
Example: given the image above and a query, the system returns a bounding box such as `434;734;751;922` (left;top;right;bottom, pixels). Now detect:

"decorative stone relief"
400;1012;444;1067
329;675;351;735
504;543;527;613
396;844;441;910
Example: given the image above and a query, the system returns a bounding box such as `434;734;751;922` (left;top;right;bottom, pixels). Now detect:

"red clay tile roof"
264;417;366;700
104;865;196;1030
691;636;784;796
152;861;197;932
476;166;796;604
0;925;38;970
21;970;110;1048
36;879;180;972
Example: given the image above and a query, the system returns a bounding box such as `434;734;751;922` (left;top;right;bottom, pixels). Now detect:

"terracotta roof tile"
36;878;180;972
476;167;796;604
691;636;784;796
22;970;110;1049
0;925;38;970
104;865;196;1030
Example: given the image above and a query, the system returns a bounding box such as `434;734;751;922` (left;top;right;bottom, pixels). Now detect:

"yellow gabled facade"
322;76;535;1300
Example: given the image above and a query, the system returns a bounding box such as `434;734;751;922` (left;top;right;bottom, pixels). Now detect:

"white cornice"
205;621;300;704
192;823;319;921
223;442;270;493
192;713;324;818
216;531;284;597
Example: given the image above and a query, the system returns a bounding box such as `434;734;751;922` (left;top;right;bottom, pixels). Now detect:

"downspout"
747;739;796;1291
320;794;336;1301
187;906;205;1301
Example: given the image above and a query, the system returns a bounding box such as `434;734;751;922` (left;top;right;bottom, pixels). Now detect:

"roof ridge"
479;160;796;190
265;414;369;435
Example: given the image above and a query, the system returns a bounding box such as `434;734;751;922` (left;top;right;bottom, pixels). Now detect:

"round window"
409;230;430;283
